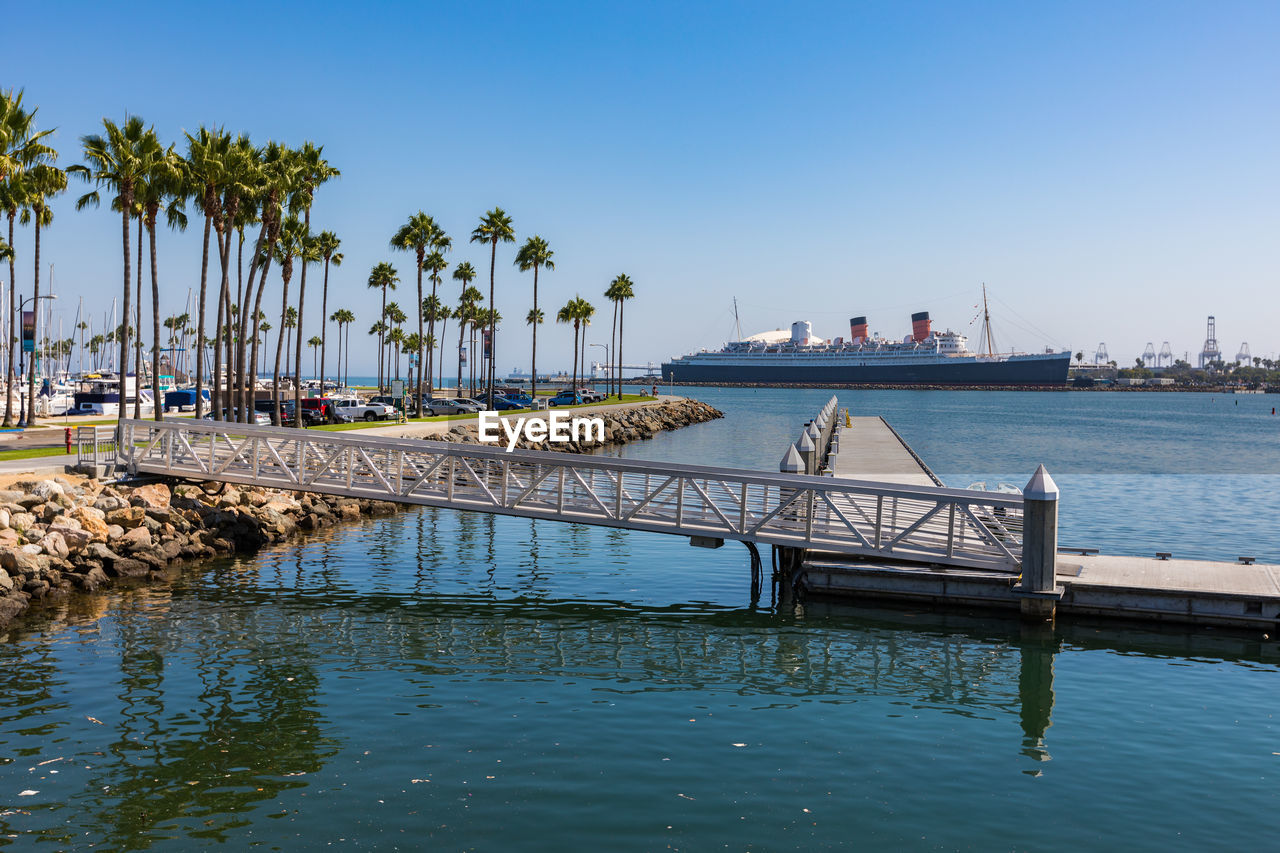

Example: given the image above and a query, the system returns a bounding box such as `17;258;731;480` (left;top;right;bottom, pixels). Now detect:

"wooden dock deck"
807;410;1280;631
829;416;940;487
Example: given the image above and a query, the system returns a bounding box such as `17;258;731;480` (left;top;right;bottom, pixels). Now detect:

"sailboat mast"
981;284;996;357
733;297;742;342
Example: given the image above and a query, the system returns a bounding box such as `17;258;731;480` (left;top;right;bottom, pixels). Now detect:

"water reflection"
0;592;337;848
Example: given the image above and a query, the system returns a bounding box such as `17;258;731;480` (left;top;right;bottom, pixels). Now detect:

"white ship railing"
117;418;1025;573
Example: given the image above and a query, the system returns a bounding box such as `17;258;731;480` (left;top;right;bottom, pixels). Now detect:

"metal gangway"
113;418;1025;573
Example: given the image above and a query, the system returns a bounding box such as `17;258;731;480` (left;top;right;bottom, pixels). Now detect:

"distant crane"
1199;315;1221;368
1158;342;1173;367
1236;342;1251;365
1142;343;1156;367
1094;342;1110;365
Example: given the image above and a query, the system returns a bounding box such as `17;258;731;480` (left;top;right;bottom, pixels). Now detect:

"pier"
89;397;1280;633
795;405;1280;631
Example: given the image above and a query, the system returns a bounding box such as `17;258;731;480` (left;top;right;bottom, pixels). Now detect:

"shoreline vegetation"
0;398;723;631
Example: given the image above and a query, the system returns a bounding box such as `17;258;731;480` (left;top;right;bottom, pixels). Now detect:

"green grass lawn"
0;445;78;462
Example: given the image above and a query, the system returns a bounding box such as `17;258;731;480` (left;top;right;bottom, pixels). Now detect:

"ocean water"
0;389;1276;850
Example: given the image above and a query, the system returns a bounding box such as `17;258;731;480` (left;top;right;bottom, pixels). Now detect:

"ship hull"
660;354;1070;386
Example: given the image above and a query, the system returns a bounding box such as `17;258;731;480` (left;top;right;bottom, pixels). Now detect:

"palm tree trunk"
572;321;580;393
149;217;162;422
438;315;447;391
618;300;625;398
531;265;539;403
427;277;438;406
487;238;496;407
344;321;350;387
273;270;291;426
239;217;272;421
118;200;132;433
194;211;211;418
379;287;387;393
27;212;41;427
456;307;465;399
320;256;330;392
4;211;16;427
293;234;308;428
414;258;424;415
610;300;618;398
133;217;143;419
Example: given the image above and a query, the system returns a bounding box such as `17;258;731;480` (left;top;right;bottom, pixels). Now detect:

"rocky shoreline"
0;398;724;631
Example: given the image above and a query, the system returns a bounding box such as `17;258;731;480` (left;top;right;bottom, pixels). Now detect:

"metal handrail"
119;418;1025;572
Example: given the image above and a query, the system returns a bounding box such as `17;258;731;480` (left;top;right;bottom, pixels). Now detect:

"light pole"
18;292;57;428
588;343;610;397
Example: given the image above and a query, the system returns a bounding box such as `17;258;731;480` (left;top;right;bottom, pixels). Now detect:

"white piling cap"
780;444;805;473
806;422;820;440
1023;464;1059;500
798;431;816;452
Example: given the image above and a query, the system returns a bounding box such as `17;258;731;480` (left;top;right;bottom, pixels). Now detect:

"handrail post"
1015;464;1061;621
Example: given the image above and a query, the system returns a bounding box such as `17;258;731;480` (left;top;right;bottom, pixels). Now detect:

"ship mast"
733;297;743;342
981;283;997;357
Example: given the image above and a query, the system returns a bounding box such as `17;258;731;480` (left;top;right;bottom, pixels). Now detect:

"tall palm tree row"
514;235;553;402
20;160;68;425
422;246;449;402
271;216;307;425
330;307;355;388
469;208;515;407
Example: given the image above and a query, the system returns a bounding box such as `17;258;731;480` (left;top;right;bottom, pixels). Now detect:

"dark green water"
1;390;1277;850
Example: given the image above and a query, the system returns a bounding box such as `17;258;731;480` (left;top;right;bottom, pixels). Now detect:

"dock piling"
1016;464;1062;621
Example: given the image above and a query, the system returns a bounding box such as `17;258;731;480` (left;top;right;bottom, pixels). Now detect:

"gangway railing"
118;418;1025;573
76;425;117;467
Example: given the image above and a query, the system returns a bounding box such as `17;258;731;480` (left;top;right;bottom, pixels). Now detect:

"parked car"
548;391;586;407
329;397;396;423
502;393;534;407
369;394;408;413
491;395;526;411
300;398;338;424
578;388;606;403
202;408;272;426
425;397;481;415
252;399;297;426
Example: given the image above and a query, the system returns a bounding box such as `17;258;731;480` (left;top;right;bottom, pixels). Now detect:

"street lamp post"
18;292;57;428
588;343;610;397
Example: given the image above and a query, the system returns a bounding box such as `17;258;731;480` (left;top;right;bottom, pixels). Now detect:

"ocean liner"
661;297;1070;387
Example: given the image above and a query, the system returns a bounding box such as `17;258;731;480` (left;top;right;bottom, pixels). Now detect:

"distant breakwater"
0;399;723;630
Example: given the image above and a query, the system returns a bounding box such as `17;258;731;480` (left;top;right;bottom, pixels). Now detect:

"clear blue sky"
4;0;1278;373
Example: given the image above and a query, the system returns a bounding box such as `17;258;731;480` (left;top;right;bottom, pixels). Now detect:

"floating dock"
803;414;1280;631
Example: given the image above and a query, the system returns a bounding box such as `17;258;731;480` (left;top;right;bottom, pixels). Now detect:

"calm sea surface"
1;389;1276;850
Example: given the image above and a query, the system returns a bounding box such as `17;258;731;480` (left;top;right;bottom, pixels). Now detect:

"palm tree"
17;161;66;425
452;262;477;396
307;334;322;383
390;212;442;414
423;295;449;393
315;230;341;391
368;320;387;384
526;307;544;393
469;208;515;406
138;145;187;421
557;300;579;393
605;274;634;399
291;232;320;422
574;297;595;393
182;126;230;417
290;143;338;422
1;89;55;427
271;216;307;424
384;302;407;382
72;116;161;430
282;305;298;376
434;302;450;392
422;246;449;402
331;308;355;389
367;261;398;392
515;235;554;401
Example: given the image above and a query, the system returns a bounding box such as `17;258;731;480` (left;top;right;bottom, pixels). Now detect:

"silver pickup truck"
330;397;396;422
